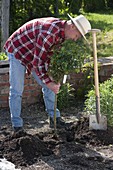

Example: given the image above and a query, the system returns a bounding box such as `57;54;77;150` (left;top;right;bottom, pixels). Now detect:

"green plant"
48;39;91;83
84;77;113;126
48;39;92;106
0;53;8;60
57;83;75;110
48;39;91;134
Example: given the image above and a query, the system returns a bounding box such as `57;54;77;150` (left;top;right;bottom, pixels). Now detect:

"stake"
54;94;57;137
53;76;67;137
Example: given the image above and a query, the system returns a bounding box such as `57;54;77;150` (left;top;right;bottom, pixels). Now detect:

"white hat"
67;14;91;41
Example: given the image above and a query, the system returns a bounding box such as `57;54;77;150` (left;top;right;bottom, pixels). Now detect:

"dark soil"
0;103;113;170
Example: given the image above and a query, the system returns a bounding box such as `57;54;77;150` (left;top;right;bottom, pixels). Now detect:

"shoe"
12;127;25;137
13;127;23;132
49;117;66;128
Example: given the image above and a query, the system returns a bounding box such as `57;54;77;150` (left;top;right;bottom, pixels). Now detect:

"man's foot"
12;127;25;137
49;117;66;129
13;127;23;132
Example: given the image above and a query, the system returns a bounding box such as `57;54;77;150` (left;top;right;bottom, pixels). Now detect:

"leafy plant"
48;39;91;83
84;77;113;126
57;83;75;110
0;53;8;60
48;38;91;134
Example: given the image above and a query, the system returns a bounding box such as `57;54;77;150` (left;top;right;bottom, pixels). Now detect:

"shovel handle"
92;32;99;97
92;29;101;123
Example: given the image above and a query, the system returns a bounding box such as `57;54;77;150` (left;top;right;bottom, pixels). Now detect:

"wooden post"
1;0;10;51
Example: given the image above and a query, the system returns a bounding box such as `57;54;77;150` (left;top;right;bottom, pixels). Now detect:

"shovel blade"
89;115;107;130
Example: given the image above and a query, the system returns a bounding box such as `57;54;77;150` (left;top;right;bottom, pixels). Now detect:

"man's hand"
46;82;60;94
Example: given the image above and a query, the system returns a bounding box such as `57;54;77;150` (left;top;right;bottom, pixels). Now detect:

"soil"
0;103;113;170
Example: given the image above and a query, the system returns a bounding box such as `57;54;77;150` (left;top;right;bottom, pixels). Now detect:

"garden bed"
0;103;113;170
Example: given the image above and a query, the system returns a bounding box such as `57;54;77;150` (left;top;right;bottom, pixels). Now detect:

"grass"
85;12;113;58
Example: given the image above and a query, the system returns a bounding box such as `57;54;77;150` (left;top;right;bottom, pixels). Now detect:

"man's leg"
32;71;66;128
32;71;60;118
8;53;26;129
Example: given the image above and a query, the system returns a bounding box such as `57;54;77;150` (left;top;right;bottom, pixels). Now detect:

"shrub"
48;39;91;109
84;77;113;126
48;39;91;83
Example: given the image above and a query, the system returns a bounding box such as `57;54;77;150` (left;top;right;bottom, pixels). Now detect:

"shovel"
89;29;107;130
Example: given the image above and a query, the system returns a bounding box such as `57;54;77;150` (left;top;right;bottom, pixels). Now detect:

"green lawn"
85;12;113;57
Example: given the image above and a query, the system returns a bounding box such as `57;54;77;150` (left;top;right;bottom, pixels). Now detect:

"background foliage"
9;0;113;34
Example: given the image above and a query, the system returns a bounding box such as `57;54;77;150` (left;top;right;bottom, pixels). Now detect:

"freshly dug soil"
0;103;113;170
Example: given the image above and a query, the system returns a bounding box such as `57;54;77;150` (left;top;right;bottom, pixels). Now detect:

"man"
4;14;91;132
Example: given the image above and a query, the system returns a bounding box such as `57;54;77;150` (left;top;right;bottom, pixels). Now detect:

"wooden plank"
0;60;9;66
0;68;9;74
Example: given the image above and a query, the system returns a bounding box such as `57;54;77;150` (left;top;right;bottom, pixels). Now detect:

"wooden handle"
92;32;99;97
92;30;101;123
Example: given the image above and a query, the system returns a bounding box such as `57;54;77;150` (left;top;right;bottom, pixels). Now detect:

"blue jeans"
8;53;60;128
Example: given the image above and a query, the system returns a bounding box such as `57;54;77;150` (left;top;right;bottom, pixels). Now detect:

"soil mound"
0;116;113;169
73;117;113;145
0;131;53;166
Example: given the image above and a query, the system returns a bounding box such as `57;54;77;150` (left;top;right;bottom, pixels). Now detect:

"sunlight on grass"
85;13;113;58
86;13;113;31
98;30;113;57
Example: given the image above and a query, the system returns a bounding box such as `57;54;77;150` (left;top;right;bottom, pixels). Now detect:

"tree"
107;0;113;8
67;0;82;14
83;0;106;12
1;0;10;51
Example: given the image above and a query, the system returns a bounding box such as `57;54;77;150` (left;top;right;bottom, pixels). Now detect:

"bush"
48;39;92;109
48;39;91;83
84;77;113;126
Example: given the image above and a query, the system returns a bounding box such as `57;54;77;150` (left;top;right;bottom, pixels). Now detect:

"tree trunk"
54;0;59;16
1;0;10;51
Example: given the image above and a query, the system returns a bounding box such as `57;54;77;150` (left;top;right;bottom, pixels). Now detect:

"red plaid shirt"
4;17;66;84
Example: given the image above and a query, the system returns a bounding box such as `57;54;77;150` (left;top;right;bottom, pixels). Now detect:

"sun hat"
67;14;91;41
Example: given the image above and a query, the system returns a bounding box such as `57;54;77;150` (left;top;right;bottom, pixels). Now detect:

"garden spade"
89;29;107;130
